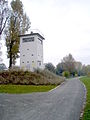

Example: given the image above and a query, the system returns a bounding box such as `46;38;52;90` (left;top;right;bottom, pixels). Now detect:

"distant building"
20;32;45;71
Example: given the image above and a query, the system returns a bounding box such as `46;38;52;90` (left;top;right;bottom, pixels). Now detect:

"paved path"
0;78;85;120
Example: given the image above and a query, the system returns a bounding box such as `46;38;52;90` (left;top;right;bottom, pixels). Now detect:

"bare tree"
0;0;9;63
0;0;9;37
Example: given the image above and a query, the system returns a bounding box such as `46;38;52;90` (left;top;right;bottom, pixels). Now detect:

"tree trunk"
9;53;12;69
9;42;13;69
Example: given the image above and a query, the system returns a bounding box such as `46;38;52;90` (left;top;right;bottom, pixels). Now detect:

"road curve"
0;78;85;120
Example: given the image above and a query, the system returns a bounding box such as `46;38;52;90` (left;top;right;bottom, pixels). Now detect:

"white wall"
20;34;44;71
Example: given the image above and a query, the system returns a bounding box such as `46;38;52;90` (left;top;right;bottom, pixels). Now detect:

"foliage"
80;77;90;120
74;62;82;76
62;71;70;78
5;0;30;68
56;54;77;76
0;85;56;94
0;69;65;85
61;54;76;74
45;62;56;73
55;54;88;77
81;65;90;76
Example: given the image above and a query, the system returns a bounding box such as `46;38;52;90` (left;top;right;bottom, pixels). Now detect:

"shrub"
75;73;78;77
62;71;70;78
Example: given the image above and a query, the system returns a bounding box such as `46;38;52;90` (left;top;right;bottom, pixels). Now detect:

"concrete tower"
20;32;45;71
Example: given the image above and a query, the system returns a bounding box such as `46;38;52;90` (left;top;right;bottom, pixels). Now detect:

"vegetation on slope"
0;69;65;85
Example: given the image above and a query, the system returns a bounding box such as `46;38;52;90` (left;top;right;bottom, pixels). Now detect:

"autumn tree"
74;61;82;76
5;0;30;68
81;65;90;75
61;54;76;75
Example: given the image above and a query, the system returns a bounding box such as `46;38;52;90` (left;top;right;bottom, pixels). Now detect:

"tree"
74;61;82;76
0;0;9;63
61;54;76;75
81;65;90;75
5;0;30;68
56;63;64;75
0;0;9;37
45;63;56;73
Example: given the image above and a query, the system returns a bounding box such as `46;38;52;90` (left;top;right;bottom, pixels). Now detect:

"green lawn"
80;77;90;120
0;85;56;94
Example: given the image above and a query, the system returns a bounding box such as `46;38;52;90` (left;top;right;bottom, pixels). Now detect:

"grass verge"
0;85;56;94
80;77;90;120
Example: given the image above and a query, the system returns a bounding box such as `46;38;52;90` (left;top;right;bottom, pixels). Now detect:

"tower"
20;32;45;71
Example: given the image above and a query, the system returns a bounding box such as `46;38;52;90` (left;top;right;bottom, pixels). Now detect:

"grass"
0;85;57;94
80;77;90;120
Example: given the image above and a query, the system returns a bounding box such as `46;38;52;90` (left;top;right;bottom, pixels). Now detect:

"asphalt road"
0;78;85;120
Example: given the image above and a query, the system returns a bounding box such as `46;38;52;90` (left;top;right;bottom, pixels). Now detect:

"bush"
75;73;78;77
62;71;70;78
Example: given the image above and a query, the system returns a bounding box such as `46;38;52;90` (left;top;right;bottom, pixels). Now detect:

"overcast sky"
2;0;90;66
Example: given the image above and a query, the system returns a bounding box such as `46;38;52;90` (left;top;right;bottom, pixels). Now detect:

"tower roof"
19;33;45;40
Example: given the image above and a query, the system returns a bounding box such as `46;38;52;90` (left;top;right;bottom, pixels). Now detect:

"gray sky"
2;0;90;66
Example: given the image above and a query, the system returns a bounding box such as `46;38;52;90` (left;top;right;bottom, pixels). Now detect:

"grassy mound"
0;69;65;85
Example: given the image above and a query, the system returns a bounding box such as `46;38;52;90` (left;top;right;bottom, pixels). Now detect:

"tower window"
22;37;34;43
39;62;41;66
37;61;41;66
27;61;29;63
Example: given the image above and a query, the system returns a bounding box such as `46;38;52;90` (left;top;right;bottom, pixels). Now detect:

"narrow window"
37;61;41;66
39;62;41;66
